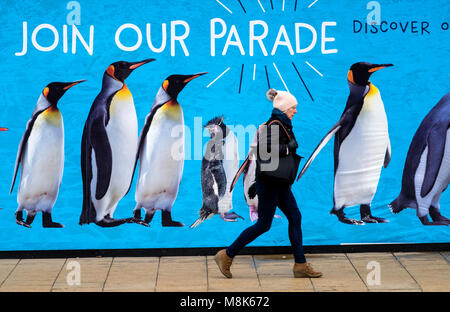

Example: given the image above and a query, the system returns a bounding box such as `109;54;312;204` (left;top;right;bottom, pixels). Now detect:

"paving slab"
441;252;449;262
394;252;450;292
253;255;314;292
156;256;207;292
207;255;261;292
307;254;367;292
104;257;159;292
0;259;19;287
0;258;65;292
347;253;420;291
52;257;113;292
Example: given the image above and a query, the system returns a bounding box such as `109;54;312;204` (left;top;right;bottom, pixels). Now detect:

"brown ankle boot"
215;249;233;278
293;262;322;278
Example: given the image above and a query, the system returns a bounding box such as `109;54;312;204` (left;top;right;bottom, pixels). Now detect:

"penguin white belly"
91;93;138;219
18;111;64;212
136;106;184;209
243;159;258;207
218;132;239;213
414;130;450;217
334;90;388;208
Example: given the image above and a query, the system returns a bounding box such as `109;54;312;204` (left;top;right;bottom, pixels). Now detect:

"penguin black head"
105;58;155;82
42;80;86;106
347;62;394;86
205;115;228;139
162;72;207;99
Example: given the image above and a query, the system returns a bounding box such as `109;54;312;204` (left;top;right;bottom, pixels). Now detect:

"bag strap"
266;120;291;140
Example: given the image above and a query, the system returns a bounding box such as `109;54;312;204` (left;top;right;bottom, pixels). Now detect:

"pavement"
0;251;448;292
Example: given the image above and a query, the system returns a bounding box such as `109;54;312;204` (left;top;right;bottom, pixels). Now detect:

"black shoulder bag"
256;120;302;185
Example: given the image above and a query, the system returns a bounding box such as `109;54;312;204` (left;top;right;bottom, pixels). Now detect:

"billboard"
0;0;449;252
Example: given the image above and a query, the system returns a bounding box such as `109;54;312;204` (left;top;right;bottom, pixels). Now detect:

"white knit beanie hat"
266;88;298;112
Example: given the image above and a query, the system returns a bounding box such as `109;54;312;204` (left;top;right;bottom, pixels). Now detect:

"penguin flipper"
420;123;449;197
297;123;342;181
10;110;45;193
91;117;113;200
384;137;391;168
127;104;164;196
230;156;250;192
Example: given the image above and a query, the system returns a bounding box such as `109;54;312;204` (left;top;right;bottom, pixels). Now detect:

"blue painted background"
0;0;449;251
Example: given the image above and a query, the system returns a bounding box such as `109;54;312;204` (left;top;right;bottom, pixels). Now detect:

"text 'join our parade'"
15;18;338;57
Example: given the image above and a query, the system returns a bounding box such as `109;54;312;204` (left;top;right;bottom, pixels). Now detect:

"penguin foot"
42;212;64;228
221;212;244;222
133;209;142;219
338;217;365;225
129;217;150;227
360;205;388;223
161;211;184;227
16;212;32;228
331;209;365;225
361;215;389;223
144;211;155;224
419;215;450;226
131;209;150;226
95;217;134;227
429;207;450;223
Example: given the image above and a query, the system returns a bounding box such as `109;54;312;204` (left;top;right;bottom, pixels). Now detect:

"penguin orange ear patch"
163;80;169;91
43;87;49;98
106;65;115;78
347;70;355;84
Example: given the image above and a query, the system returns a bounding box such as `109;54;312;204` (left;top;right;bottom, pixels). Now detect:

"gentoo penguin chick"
80;59;154;227
11;80;85;228
133;73;206;227
390;92;450;225
190;116;243;228
297;62;393;225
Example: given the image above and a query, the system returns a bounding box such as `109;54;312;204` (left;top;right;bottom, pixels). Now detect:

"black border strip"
0;243;448;259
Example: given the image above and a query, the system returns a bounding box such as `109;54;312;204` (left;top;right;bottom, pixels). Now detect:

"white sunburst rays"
209;0;324;94
215;0;320;14
308;0;319;8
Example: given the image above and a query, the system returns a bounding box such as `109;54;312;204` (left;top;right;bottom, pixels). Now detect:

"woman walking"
215;89;322;278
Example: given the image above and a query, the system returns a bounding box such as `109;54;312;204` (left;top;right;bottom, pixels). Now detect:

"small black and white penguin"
10;80;85;228
297;62;393;225
190;116;243;228
133;73;206;227
80;59;154;227
390;93;450;225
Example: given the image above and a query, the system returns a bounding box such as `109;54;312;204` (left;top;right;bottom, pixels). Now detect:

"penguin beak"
129;58;156;70
184;72;207;83
0;127;7;131
368;64;394;73
63;79;86;90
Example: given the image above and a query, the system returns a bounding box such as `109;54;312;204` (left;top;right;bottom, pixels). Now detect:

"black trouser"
226;179;306;263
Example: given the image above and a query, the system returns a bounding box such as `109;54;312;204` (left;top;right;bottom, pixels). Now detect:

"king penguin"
390;93;450;225
133;73;206;227
190;116;243;228
10;80;85;228
80;59;154;227
297;62;393;225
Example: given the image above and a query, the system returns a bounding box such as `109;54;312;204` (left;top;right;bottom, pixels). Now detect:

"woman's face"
285;105;298;120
